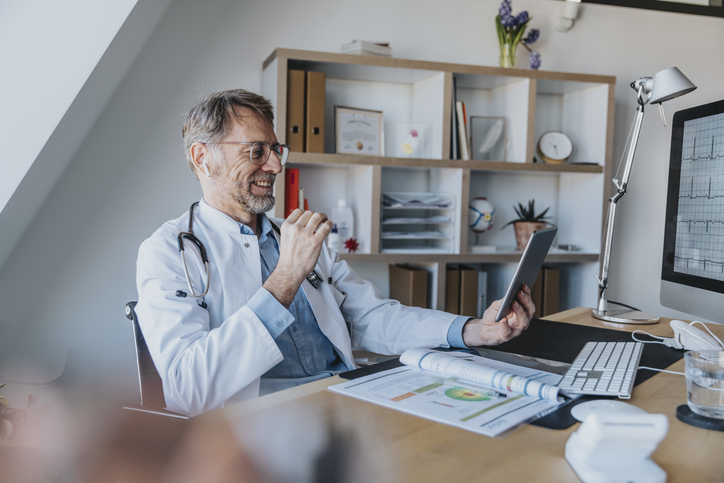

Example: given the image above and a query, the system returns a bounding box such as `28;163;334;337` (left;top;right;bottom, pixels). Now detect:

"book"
284;168;299;217
451;76;458;160
341;40;392;57
329;348;565;437
455;101;470;160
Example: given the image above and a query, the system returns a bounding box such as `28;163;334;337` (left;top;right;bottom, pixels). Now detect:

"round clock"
537;131;573;164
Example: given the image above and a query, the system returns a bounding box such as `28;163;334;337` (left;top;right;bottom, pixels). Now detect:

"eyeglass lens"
250;142;289;166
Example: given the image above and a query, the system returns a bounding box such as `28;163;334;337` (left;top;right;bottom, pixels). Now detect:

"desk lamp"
593;67;696;324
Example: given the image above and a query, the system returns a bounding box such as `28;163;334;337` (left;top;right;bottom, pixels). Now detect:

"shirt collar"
237;213;274;243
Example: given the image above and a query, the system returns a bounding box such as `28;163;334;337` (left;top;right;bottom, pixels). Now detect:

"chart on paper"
675;112;724;281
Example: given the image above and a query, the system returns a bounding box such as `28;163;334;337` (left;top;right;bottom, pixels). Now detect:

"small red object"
344;237;359;253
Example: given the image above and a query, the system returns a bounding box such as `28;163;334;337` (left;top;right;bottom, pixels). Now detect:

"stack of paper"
341;40;392;57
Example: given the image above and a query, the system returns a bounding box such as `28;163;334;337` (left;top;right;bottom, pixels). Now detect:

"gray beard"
239;187;275;214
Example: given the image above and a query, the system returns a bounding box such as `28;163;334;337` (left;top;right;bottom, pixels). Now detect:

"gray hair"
182;89;275;174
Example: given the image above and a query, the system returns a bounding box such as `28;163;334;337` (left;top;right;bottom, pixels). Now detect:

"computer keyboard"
558;341;643;399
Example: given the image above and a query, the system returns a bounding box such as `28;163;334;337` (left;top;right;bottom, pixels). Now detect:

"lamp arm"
595;104;646;313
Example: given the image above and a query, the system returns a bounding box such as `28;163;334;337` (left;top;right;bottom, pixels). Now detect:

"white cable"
638;366;685;376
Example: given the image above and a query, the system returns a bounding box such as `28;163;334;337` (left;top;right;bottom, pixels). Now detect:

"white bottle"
331;199;354;248
327;224;340;252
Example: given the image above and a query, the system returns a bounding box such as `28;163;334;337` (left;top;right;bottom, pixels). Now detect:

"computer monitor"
661;99;724;323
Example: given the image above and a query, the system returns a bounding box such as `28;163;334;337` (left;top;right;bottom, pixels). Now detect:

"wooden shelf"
340;252;599;264
265;48;615;86
288;152;603;173
263;48;615;311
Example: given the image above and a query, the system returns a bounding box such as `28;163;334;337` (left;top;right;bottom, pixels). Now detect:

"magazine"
328;349;566;437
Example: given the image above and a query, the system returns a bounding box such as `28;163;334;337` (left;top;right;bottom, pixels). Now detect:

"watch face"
538;131;573;162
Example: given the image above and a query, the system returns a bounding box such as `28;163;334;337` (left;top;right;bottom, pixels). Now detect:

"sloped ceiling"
0;0;174;271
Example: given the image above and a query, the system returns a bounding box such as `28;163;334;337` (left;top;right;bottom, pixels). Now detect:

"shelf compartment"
454;73;532;163
533;79;611;166
467;171;604;254
380;179;461;255
287;152;603;173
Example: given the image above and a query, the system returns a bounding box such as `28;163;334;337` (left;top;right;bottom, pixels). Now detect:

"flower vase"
499;43;516;68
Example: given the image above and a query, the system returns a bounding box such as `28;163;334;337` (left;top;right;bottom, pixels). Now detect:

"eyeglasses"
210;141;290;166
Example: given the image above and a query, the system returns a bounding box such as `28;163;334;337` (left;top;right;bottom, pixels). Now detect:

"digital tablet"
495;226;558;322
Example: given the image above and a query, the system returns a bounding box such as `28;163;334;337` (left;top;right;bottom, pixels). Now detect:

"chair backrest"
125;301;166;410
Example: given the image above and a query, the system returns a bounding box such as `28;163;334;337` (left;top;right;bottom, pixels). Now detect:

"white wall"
1;0;723;398
0;0;137;213
0;0;174;271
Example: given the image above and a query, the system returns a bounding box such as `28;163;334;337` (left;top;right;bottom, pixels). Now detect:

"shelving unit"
262;48;615;312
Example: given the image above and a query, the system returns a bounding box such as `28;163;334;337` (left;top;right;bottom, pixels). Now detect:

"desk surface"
206;308;724;482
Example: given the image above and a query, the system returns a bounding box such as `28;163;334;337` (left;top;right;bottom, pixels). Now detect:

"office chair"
124;301;189;419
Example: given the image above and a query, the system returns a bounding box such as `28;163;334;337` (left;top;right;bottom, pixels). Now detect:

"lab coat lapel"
198;202;263;323
270;218;355;370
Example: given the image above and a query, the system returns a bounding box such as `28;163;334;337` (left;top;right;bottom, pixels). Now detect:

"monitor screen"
661;99;724;323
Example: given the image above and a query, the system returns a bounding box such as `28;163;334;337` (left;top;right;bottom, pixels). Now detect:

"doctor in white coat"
136;90;535;417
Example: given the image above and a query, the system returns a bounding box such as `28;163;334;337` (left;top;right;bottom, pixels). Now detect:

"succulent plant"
502;199;551;229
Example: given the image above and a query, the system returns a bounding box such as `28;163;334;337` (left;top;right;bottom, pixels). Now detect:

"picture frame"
335;106;384;156
470;116;507;161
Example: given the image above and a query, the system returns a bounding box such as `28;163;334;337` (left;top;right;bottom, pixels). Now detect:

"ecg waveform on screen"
674;112;724;282
682;136;724;161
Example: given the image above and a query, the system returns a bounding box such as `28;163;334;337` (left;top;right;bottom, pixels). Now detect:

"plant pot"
513;222;547;250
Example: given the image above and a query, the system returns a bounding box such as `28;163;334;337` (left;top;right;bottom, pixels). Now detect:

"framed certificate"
335;106;384;156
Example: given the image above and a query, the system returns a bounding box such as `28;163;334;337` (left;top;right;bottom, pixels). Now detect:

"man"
136;89;534;417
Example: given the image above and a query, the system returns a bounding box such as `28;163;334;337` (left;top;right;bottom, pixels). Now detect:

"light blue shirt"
244;215;470;396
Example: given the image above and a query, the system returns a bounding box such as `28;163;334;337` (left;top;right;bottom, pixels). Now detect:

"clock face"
537;131;573;163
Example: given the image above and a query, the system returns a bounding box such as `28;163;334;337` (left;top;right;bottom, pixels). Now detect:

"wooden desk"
207;308;724;482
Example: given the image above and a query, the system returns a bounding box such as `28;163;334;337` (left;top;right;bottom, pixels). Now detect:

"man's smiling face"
206;107;283;217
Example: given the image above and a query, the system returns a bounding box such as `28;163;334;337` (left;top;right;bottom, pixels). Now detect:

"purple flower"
529;51;542;70
501;14;516;28
523;28;540;45
515;11;529;25
499;0;512;18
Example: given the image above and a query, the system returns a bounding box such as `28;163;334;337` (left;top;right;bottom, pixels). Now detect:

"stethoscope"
176;201;323;299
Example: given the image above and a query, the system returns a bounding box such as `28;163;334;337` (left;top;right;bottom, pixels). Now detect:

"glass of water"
685;351;724;420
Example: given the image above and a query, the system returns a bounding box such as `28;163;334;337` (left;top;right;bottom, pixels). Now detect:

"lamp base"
592;308;660;324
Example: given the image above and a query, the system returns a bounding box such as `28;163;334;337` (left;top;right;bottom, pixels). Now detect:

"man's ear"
190;142;212;177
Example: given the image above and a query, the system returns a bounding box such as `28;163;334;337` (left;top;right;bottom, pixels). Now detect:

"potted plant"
502;199;551;250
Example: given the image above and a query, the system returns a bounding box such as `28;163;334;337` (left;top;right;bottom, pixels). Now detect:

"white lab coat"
135;200;458;416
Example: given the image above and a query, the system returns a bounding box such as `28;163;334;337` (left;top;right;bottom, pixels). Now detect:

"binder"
459;266;479;317
389;264;428;309
445;267;461;314
284;168;299;217
286;69;306;152
531;266;560;318
541;266;560;316
305;71;326;153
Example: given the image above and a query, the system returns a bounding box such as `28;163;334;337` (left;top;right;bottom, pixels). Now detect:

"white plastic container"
327;224;340;252
331;199;354;248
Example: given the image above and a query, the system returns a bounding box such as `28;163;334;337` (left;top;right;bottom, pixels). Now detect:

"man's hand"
461;284;535;347
264;209;333;308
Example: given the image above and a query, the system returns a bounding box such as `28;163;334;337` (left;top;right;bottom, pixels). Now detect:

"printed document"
328;349;566;437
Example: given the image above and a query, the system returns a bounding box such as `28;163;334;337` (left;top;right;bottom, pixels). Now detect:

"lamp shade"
649;67;697;104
